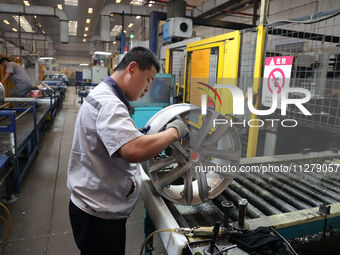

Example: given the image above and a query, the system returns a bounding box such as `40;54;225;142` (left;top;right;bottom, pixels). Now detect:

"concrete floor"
1;89;166;255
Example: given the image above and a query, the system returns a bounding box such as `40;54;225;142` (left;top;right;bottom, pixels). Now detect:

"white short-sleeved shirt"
67;76;143;219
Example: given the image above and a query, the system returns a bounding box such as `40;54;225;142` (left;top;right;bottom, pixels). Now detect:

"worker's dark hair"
0;57;11;64
114;47;160;73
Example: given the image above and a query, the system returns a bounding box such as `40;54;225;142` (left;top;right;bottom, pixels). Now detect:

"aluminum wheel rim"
144;104;241;205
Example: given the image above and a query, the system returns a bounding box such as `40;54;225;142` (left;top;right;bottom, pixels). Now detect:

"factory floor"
1;88;166;255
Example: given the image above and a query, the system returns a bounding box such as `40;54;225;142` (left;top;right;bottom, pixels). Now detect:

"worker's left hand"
166;119;189;139
139;125;151;134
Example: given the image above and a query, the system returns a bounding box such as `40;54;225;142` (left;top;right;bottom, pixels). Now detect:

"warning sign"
261;56;294;108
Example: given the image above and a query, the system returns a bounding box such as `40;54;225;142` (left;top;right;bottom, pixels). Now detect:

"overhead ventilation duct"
0;3;69;43
99;3;159;42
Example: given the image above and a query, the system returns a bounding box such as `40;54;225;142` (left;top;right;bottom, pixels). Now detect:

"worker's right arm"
1;72;11;84
96;101;188;163
118;128;179;163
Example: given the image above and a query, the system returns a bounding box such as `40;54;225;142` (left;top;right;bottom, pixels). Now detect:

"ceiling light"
110;13;114;17
12;28;18;32
110;25;122;37
34;15;37;19
3;20;10;25
64;0;78;6
131;0;145;6
13;16;33;32
88;8;93;14
136;16;141;19
39;57;54;60
94;51;112;56
86;18;90;24
128;23;133;28
85;27;89;31
148;3;152;7
79;63;89;66
113;41;117;44
116;0;121;3
82;38;86;42
68;20;78;36
23;1;30;6
57;4;62;10
84;33;87;37
123;30;127;33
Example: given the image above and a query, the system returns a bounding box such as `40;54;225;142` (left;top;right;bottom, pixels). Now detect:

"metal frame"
0;95;58;193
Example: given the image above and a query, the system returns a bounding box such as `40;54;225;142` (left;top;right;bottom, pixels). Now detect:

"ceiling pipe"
0;3;69;43
220;9;260;17
99;3;191;42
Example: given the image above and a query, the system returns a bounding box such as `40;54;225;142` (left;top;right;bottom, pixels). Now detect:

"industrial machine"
131;74;177;128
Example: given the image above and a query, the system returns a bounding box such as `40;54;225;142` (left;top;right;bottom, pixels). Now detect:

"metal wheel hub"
144;103;241;205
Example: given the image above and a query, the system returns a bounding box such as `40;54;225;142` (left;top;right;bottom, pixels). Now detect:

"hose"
139;229;175;255
0;201;12;255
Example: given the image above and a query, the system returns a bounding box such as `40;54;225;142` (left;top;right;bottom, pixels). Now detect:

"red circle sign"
268;68;285;94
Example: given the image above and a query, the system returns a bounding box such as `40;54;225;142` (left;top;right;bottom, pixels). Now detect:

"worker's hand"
166;119;189;139
138;125;151;134
1;80;5;85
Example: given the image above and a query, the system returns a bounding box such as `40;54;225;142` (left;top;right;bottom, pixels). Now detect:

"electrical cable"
270;227;298;255
139;229;175;255
0;202;12;255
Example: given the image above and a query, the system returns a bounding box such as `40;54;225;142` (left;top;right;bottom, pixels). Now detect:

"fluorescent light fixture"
113;41;117;44
136;16;141;19
13;16;33;32
94;51;112;56
68;20;78;36
86;18;90;24
79;63;89;66
131;0;145;6
23;1;30;6
57;4;62;10
39;57;54;60
149;1;155;3
3;20;10;25
88;8;93;14
82;38;86;42
85;27;89;31
116;0;121;3
128;23;133;28
12;28;17;32
84;33;87;37
64;0;78;6
110;25;122;37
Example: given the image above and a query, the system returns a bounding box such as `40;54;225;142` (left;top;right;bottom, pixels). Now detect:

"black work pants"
69;200;127;255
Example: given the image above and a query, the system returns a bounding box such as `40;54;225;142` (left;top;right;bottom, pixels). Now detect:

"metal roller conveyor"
142;151;340;255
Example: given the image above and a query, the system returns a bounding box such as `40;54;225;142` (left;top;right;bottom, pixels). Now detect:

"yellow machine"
165;27;267;158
